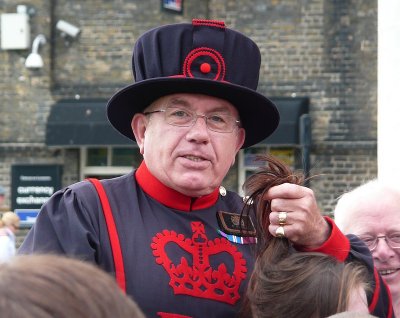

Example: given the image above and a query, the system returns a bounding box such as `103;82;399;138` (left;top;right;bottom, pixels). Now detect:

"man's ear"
235;128;245;152
131;114;147;155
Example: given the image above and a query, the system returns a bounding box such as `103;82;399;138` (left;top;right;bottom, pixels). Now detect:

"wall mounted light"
25;34;46;69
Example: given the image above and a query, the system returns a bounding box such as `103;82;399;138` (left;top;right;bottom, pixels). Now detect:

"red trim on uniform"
369;268;380;313
295;217;350;262
382;278;394;318
86;178;126;292
135;162;219;211
192;19;225;29
376;268;393;318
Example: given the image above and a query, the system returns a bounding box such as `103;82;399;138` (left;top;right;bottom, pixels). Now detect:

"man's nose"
186;115;210;142
193;114;208;126
190;114;209;130
373;238;396;262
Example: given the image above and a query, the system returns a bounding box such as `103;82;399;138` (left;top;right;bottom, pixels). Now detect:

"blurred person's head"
0;254;145;318
0;212;20;233
242;156;370;318
247;252;370;318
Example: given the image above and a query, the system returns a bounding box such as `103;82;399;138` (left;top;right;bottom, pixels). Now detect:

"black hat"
107;19;279;148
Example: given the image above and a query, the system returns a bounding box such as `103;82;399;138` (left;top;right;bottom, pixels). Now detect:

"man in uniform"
19;19;392;317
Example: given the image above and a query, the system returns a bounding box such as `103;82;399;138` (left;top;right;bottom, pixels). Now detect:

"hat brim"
107;77;280;148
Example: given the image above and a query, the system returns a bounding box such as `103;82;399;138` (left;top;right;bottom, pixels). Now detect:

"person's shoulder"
85;172;136;194
222;189;246;209
225;189;244;200
67;171;134;192
98;172;135;187
41;172;135;209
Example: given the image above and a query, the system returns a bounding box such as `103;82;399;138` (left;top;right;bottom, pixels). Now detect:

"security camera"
56;20;81;38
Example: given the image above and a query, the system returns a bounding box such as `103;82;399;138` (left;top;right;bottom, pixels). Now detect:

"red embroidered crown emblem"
151;221;247;304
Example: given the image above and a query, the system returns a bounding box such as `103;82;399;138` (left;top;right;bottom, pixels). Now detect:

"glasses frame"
143;108;241;133
359;234;400;251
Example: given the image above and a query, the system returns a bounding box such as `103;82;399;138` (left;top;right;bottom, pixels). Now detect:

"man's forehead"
153;93;237;112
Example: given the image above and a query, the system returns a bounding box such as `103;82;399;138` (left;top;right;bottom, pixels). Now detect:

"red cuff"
296;216;350;262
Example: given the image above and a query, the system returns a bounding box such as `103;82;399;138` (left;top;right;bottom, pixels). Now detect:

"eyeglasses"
143;107;241;133
358;233;400;251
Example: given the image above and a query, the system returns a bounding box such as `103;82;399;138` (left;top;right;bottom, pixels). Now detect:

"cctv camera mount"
56;20;81;44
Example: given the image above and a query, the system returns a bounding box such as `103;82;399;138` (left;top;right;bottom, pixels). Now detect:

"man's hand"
265;183;331;249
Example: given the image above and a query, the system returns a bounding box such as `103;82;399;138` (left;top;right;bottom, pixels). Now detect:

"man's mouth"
183;155;206;162
379;268;398;276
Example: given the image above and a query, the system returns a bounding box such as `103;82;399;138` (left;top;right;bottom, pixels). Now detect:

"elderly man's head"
334;180;400;307
106;20;281;197
132;93;245;197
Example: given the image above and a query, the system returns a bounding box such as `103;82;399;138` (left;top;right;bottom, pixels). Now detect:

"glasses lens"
164;107;238;133
360;234;400;250
207;113;236;133
165;107;193;126
359;236;376;249
388;233;400;248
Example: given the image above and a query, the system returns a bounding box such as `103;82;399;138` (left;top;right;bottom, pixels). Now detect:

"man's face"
132;93;245;197
344;189;400;299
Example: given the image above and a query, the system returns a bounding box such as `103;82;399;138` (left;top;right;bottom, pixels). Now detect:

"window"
80;147;142;179
87;148;108;166
238;145;299;195
112;148;142;167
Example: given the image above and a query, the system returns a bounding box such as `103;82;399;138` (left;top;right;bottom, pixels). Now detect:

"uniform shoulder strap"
86;178;126;292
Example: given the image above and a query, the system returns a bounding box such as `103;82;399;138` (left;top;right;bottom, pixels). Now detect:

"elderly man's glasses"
359;233;400;251
143;107;240;133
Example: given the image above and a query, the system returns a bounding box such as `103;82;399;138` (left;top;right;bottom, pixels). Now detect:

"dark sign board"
11;165;62;211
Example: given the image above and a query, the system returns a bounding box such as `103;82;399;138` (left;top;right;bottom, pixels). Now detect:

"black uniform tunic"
19;163;394;318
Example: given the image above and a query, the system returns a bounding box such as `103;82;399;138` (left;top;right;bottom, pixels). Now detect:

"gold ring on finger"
275;226;285;238
278;212;287;226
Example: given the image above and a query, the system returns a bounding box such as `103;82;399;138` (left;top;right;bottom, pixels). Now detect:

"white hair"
334;179;400;233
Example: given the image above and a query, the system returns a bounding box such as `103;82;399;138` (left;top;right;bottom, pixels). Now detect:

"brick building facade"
0;0;377;221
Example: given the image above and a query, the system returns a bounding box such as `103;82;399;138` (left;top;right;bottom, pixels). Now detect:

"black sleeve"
18;181;102;263
346;234;395;318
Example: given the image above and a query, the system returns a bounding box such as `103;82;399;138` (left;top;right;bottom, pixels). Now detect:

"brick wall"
209;0;377;213
0;0;377;216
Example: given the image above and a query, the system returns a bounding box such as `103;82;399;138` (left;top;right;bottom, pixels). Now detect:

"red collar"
135;162;220;211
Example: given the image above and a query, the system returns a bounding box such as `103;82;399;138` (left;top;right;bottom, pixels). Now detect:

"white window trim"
79;146;134;180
